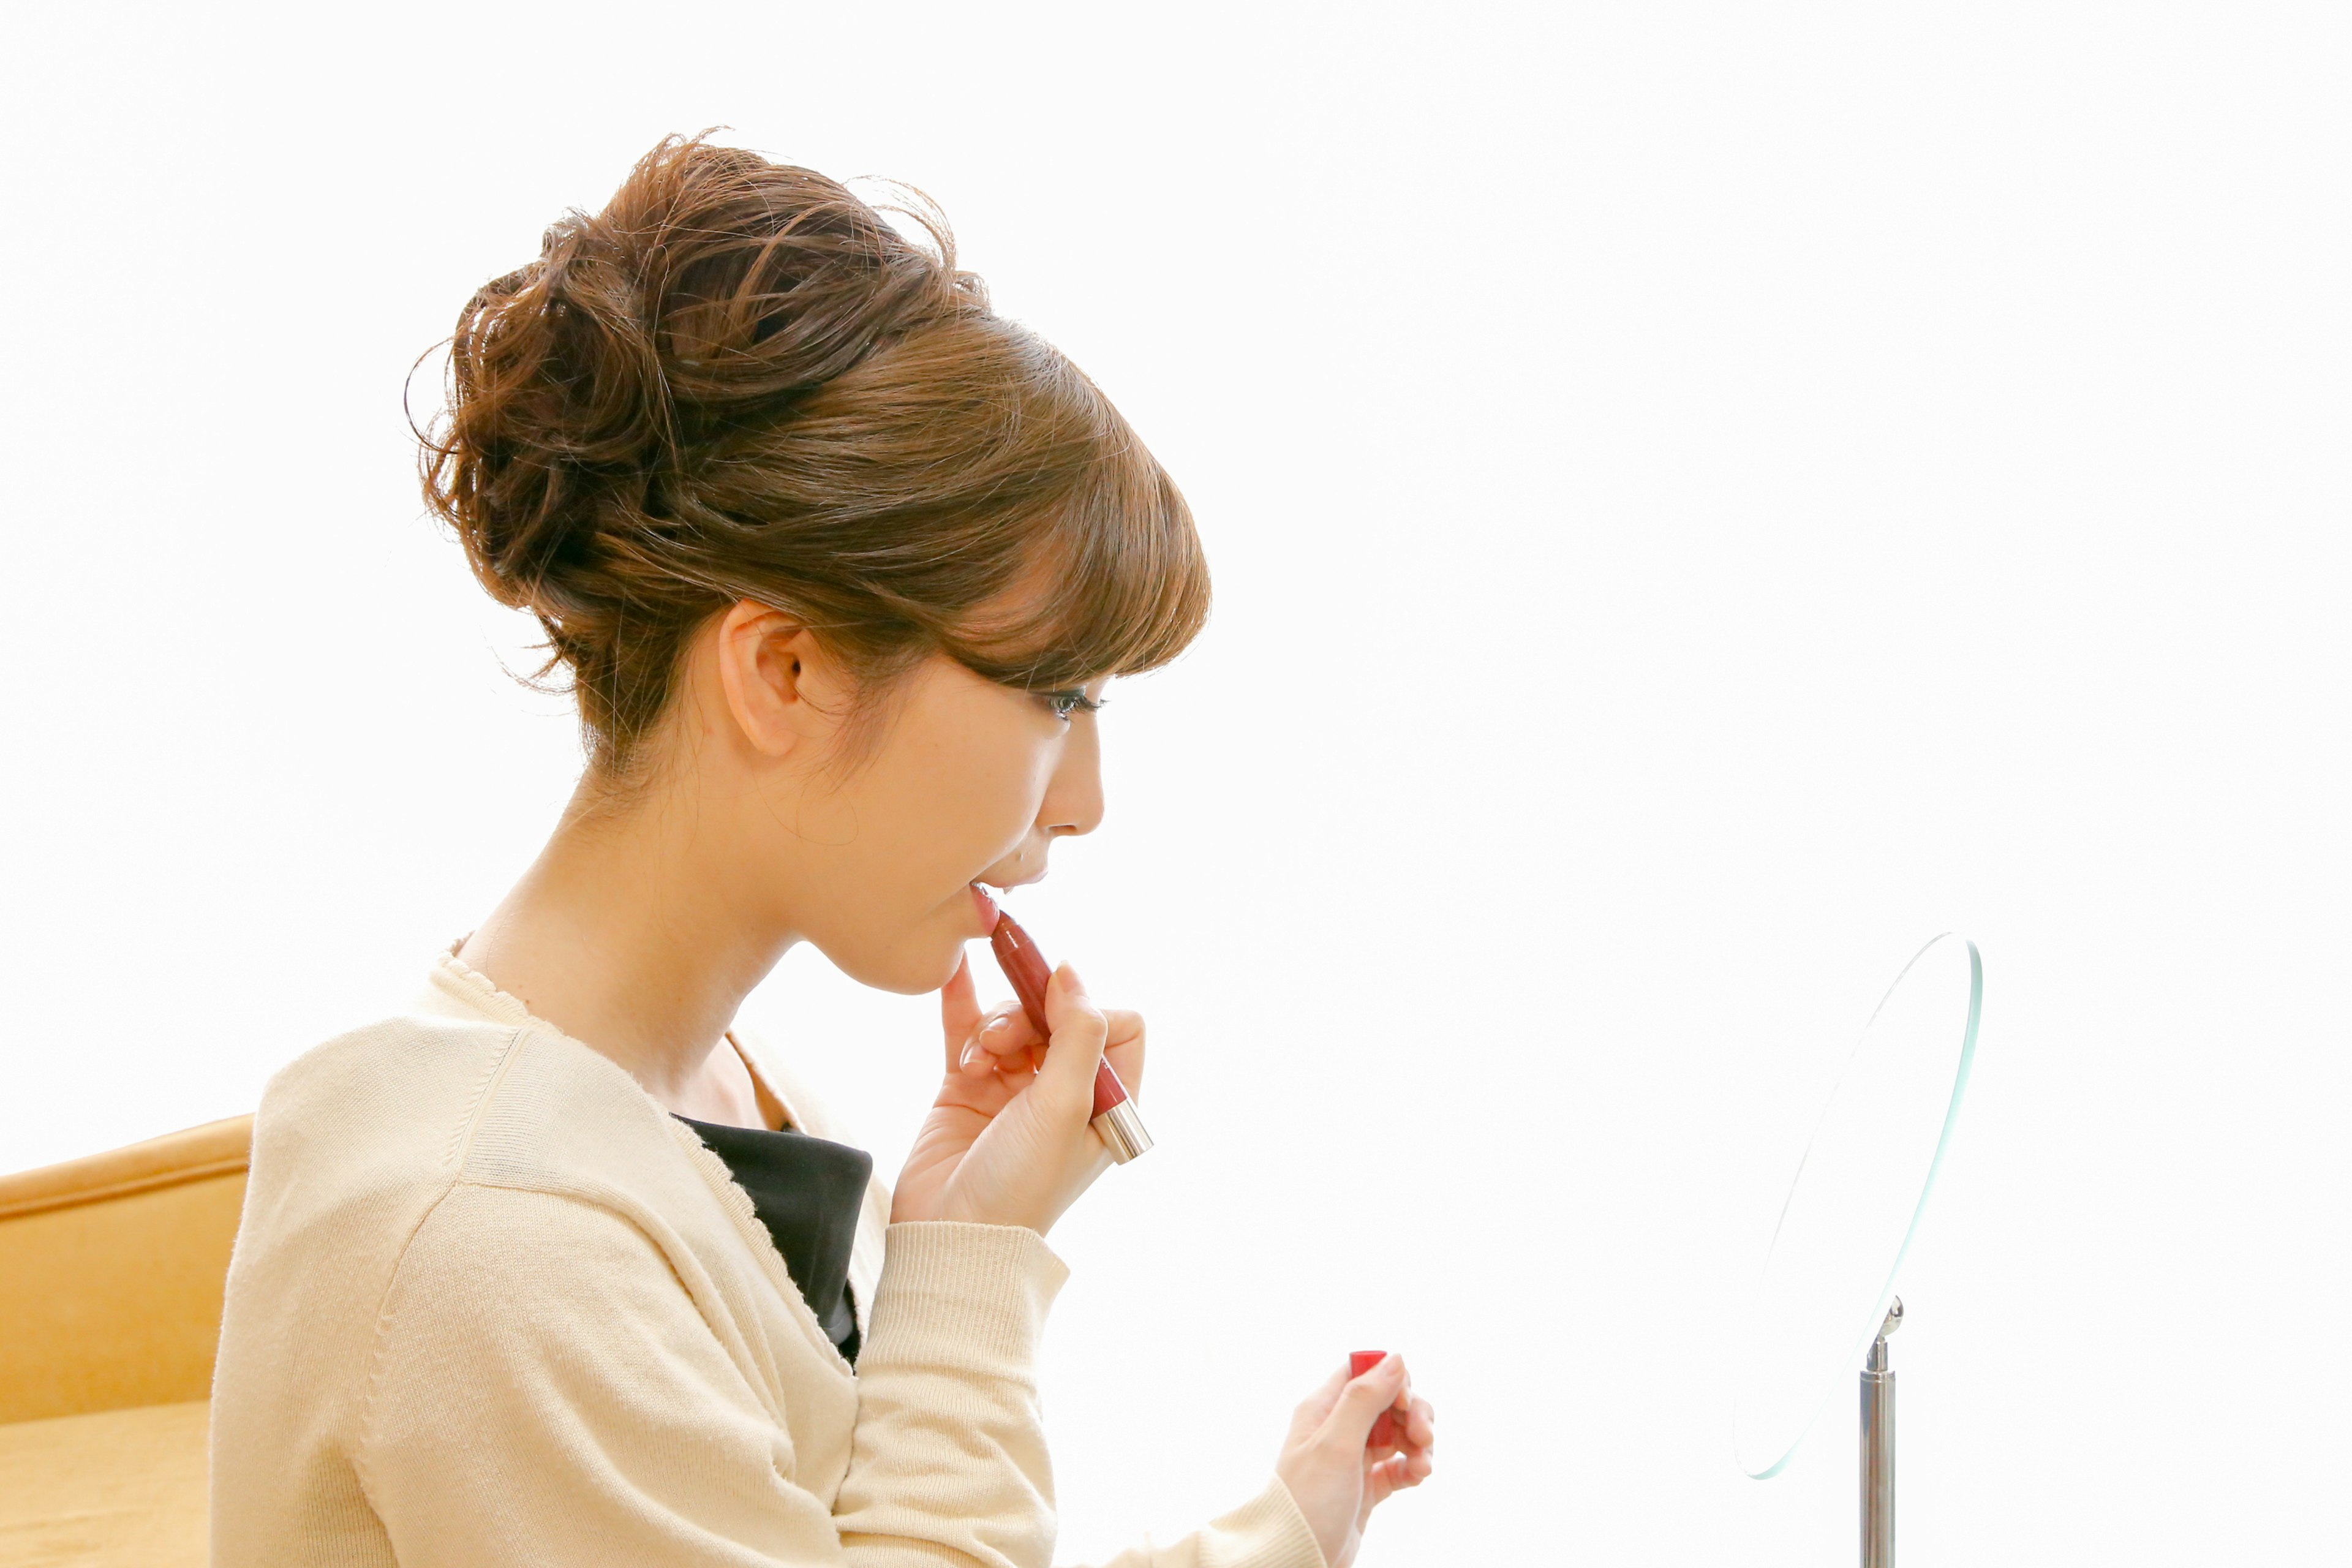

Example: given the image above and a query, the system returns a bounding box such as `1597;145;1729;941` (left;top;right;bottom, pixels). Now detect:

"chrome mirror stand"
1860;1298;1903;1567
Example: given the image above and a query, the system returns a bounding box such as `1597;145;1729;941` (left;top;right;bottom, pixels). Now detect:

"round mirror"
1732;933;1981;1479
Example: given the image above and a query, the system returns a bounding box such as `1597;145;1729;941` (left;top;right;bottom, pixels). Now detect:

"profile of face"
680;598;1108;995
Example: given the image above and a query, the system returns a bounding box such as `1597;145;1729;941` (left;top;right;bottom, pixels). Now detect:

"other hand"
1273;1354;1436;1568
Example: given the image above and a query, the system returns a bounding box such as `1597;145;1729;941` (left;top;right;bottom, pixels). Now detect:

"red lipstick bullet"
981;898;1152;1164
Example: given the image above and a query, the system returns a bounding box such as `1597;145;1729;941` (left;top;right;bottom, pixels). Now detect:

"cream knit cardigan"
209;950;1323;1568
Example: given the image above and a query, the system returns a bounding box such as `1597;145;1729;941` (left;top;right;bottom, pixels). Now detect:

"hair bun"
423;136;970;619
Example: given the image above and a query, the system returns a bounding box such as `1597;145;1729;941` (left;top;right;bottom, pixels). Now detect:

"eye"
1041;687;1105;722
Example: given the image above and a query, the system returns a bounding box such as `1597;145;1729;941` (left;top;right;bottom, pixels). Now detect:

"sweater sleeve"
1058;1479;1328;1568
833;1222;1066;1566
357;1188;1070;1567
840;1232;1323;1568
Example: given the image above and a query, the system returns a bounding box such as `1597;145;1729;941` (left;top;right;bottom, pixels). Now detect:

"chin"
834;934;968;997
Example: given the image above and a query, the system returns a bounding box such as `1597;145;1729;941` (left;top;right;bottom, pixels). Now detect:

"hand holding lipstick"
891;951;1147;1235
983;904;1151;1162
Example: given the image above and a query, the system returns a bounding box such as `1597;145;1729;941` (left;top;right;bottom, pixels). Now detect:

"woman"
210;135;1434;1567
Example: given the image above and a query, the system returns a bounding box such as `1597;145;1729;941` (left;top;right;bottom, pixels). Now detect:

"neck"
456;769;793;1114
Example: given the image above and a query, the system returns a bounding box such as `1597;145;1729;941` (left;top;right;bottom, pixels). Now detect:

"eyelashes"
1043;688;1105;721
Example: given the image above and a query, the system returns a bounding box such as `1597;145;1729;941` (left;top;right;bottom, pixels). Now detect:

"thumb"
1321;1352;1407;1449
1038;963;1109;1110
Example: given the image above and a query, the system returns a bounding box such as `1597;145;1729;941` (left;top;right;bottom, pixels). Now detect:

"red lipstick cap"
1349;1351;1399;1449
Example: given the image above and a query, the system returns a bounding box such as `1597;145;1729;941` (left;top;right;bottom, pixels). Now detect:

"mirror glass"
1732;933;1981;1479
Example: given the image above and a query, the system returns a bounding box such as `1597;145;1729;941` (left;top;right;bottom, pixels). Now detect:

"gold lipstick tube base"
1091;1099;1153;1164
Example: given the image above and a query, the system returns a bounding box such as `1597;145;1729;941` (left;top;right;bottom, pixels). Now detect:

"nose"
1038;711;1105;841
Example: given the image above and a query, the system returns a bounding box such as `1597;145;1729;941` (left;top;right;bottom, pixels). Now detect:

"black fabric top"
677;1115;872;1365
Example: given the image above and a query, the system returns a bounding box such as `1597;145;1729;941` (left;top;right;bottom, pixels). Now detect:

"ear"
712;600;840;759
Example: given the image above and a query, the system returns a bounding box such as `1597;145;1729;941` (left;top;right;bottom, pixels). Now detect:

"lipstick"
974;890;1152;1164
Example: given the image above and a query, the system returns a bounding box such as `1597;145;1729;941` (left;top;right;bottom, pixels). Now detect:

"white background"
4;2;2345;1561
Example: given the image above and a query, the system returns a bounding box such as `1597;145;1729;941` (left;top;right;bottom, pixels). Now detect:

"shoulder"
244;1012;521;1240
217;1009;545;1439
240;1003;706;1284
229;1006;772;1358
378;1182;698;1351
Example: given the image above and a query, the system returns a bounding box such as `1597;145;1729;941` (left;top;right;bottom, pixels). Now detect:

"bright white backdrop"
3;2;2345;1561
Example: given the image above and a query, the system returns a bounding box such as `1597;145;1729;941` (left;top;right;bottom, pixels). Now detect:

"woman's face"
697;606;1109;994
808;655;1109;992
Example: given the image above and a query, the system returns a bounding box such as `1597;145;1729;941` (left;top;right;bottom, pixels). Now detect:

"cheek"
882;696;1047;864
956;736;1049;850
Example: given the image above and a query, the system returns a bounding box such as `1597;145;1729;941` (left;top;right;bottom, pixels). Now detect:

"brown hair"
419;133;1208;782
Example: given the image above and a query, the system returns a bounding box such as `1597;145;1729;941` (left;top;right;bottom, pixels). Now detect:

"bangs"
939;359;1211;692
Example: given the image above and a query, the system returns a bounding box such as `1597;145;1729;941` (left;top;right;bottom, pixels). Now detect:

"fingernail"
959;1042;981;1070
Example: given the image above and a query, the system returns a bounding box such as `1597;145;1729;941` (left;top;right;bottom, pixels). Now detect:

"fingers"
1037;963;1109;1113
1363;1396;1436;1513
1368;1446;1432;1504
1398;1395;1436;1453
1101;1007;1146;1098
974;993;1140;1092
972;1004;1044;1072
1287;1362;1351;1444
940;954;982;1072
1319;1351;1409;1453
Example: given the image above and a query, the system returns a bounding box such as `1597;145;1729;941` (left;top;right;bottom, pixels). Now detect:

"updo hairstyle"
420;134;1208;782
